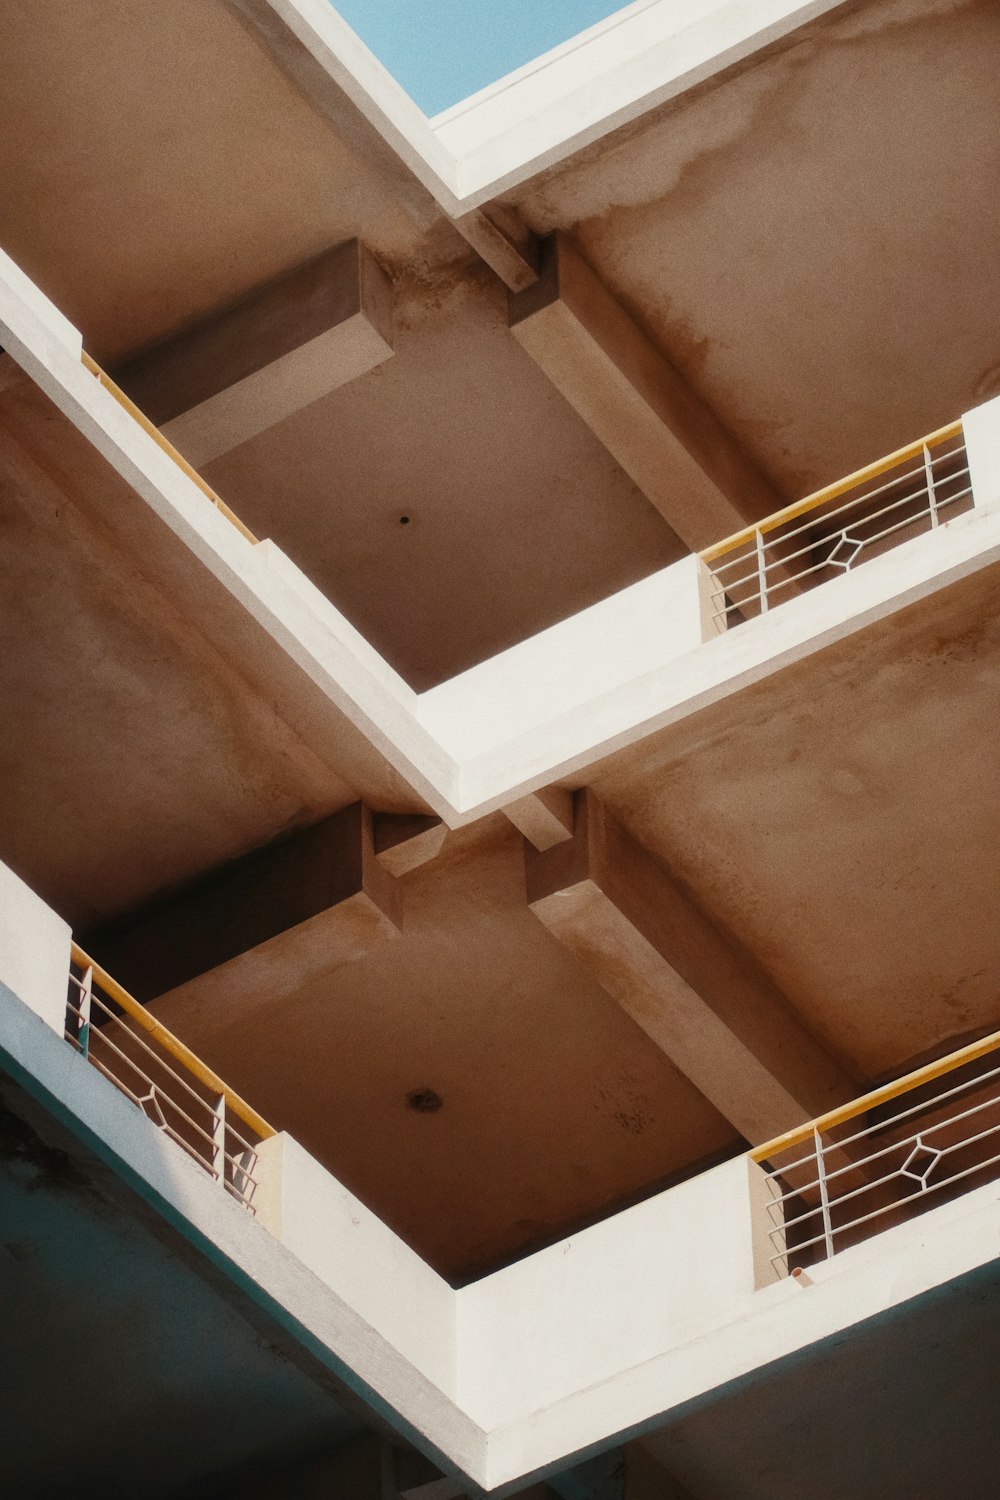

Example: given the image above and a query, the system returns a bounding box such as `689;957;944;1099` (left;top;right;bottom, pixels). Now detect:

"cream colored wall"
255;1133;457;1399
457;1156;757;1431
965;394;1000;512
0;859;71;1033
418;556;718;762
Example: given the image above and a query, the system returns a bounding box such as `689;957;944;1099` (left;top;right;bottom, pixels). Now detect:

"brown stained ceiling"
509;0;1000;506
204;267;683;689
0;0;437;366
587;563;1000;1084
0;378;420;929
1;0;998;1280
151;816;741;1281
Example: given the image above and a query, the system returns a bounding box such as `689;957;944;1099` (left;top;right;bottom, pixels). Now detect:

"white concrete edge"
0;264;462;820
0;247;82;358
436;0;850;208
455;496;1000;812
0;983;487;1487
5;254;1000;832
5;972;1000;1495
266;0;847;213
263;0;466;213
255;1132;459;1399
481;1174;1000;1489
0;859;71;1034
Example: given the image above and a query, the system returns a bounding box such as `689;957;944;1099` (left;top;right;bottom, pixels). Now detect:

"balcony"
702;419;973;625
754;1026;1000;1278
66;943;272;1212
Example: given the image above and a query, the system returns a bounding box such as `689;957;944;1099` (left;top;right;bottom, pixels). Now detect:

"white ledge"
3;247;1000;829
264;0;851;212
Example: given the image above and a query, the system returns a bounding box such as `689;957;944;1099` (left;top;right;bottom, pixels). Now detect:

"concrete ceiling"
1;0;998;1287
508;0;1000;501
588;562;1000;1084
0;376;416;929
0;1071;364;1498
0;0;436;365
151;816;741;1282
204;267;683;689
644;1256;1000;1500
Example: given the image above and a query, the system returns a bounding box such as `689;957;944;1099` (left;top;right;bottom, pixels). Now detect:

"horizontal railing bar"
837;492;970;552
767;1091;1000;1218
81;992;231;1125
819;1147;1000;1244
751;1023;1000;1164
82;1054;256;1205
933;1117;1000;1162
702;418;963;562
710;470;934;569
87;1032;220;1147
814;1051;1000;1161
70;1001;260;1162
771;1125;1000;1242
80;352;259;545
776;479;965;552
713;475;971;584
71;943;276;1140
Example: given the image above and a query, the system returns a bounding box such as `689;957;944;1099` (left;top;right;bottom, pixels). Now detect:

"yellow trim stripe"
80;351;259;545
701;419;964;564
71;942;275;1140
751;1024;1000;1163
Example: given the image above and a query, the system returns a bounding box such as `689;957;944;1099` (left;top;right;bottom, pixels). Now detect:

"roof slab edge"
257;0;853;213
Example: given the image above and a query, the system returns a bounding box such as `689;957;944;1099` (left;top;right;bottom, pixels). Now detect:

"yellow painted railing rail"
701;418;964;564
751;1023;1000;1164
80;351;259;545
70;941;275;1141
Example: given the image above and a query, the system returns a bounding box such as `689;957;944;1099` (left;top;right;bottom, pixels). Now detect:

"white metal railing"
66;946;273;1211
754;1027;1000;1276
703;420;971;625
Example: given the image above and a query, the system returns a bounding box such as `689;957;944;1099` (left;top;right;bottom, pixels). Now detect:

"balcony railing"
702;419;972;626
80;351;259;544
66;943;274;1211
754;1026;1000;1277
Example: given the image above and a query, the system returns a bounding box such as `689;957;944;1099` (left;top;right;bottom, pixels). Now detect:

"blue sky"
331;0;633;115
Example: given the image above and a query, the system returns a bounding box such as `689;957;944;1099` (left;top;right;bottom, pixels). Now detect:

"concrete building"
1;0;999;1494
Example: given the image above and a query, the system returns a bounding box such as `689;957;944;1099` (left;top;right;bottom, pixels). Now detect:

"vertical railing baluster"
755;528;769;613
78;964;93;1060
212;1093;227;1187
923;442;939;528
815;1125;835;1261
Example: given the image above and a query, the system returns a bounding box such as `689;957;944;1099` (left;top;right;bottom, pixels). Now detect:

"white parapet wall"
0;859;71;1034
964;393;1000;511
457;1156;761;1434
418;555;720;763
254;1133;458;1400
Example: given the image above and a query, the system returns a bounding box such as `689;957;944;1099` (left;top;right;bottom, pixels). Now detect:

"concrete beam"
453;205;540;292
86;803;400;1012
525;790;854;1144
115;240;393;466
374;813;447;876
504;786;574;851
509;235;784;553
